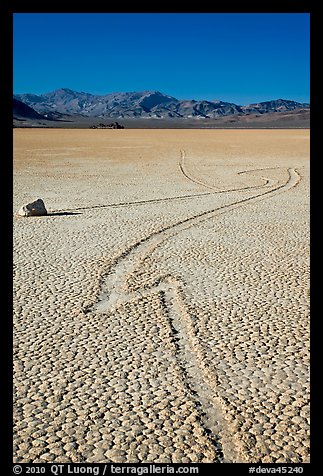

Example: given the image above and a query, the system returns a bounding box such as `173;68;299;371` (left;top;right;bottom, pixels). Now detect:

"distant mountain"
14;88;310;120
241;99;310;114
13;98;47;120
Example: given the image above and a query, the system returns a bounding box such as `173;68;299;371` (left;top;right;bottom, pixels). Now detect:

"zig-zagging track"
89;151;301;462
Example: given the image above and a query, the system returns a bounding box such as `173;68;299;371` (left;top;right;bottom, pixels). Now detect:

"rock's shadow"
47;211;82;216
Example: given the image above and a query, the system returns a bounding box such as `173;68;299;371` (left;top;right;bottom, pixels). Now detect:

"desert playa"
13;129;310;463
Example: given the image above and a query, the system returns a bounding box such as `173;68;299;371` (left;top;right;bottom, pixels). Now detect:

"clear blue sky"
13;13;310;105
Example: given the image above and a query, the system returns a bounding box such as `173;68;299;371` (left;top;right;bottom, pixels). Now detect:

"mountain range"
14;88;310;121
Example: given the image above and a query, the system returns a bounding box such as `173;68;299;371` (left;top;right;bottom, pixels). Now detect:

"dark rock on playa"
18;198;48;217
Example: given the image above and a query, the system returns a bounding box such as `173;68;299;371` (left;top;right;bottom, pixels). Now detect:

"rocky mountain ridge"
14;88;310;120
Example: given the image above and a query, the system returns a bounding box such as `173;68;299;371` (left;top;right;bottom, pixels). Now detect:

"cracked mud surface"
13;129;310;463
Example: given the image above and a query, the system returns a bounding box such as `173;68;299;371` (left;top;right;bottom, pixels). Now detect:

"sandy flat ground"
13;129;310;463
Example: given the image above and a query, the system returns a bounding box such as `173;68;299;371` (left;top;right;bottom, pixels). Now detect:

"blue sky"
13;13;310;105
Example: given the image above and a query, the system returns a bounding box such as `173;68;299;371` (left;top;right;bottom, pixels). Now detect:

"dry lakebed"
13;129;310;464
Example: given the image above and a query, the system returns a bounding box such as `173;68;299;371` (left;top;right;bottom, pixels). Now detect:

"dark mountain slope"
13;98;47;120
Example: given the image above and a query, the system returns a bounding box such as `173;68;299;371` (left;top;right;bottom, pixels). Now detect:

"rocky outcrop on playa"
90;122;124;129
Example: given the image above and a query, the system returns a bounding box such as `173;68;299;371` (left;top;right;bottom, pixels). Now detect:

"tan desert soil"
13;129;310;463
